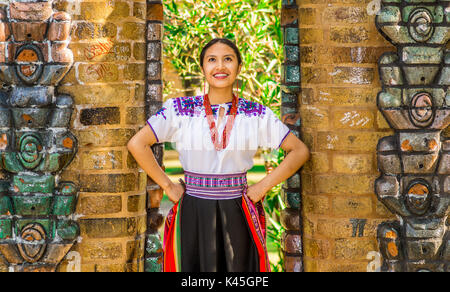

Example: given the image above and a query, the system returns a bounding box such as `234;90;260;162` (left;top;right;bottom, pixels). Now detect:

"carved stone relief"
375;0;449;272
0;0;79;272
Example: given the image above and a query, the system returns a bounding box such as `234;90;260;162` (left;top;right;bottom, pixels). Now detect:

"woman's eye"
208;58;215;62
225;57;232;61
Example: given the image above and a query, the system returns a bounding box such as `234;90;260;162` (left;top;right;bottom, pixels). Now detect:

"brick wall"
297;0;399;271
0;0;443;273
53;0;147;272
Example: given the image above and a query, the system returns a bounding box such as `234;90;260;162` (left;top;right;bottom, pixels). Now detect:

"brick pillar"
143;0;165;272
53;0;148;272
298;0;398;271
280;0;304;272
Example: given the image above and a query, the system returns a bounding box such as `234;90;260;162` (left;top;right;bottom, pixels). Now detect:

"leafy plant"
162;0;283;111
263;148;286;272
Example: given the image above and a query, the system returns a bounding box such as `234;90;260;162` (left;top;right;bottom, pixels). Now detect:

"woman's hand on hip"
164;181;185;204
246;182;267;204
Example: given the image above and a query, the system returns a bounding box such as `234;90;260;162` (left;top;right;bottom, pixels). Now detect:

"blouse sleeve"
146;98;178;143
258;106;291;149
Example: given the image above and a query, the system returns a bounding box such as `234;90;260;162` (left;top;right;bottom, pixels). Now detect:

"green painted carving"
0;220;12;240
280;0;303;272
375;0;449;272
0;0;79;272
144;257;163;273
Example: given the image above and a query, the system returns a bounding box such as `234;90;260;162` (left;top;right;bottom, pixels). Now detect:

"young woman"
127;38;310;272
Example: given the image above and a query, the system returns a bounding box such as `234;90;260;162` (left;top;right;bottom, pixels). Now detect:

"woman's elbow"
304;143;311;159
127;136;140;153
297;140;310;163
127;135;154;154
127;139;135;155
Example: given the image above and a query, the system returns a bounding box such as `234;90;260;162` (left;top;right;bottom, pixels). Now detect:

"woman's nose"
216;60;226;70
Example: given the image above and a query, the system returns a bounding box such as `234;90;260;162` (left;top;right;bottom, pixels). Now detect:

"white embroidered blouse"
146;95;291;174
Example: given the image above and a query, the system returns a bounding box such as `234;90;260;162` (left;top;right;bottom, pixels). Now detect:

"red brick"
10;2;53;21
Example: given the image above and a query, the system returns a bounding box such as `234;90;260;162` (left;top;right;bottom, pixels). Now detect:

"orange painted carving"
408;184;429;196
428;139;438;151
401;140;413;151
387;242;399;257
17;49;38;62
22;114;33;123
385;231;397;239
0;133;7;150
63;137;73;149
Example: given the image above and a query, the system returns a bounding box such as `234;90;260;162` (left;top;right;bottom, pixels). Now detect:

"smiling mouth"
213;73;229;79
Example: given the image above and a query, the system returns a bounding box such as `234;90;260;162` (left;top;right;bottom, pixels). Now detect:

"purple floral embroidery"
154;107;167;120
172;95;267;118
238;99;266;117
173;96;204;117
211;106;224;116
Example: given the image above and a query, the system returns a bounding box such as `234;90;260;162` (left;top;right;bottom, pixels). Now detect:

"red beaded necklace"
203;93;239;151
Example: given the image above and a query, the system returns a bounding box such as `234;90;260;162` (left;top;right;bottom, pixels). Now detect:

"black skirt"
179;194;260;272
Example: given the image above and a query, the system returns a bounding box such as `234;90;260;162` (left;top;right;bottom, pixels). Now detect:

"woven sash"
183;170;247;200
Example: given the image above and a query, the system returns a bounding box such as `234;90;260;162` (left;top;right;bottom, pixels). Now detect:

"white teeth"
214;74;228;77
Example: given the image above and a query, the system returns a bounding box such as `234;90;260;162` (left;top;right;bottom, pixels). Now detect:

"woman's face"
201;42;242;90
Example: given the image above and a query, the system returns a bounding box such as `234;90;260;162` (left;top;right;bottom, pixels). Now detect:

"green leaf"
268;217;282;231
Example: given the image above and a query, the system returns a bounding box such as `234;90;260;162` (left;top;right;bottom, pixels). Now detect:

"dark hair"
200;38;242;68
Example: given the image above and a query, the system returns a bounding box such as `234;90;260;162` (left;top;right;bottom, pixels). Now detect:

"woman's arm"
247;132;310;203
127;125;184;203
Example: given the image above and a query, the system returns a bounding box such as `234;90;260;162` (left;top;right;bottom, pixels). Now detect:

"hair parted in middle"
199;38;243;68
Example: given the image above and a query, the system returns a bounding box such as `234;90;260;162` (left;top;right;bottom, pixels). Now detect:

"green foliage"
163;0;283;112
263;148;286;272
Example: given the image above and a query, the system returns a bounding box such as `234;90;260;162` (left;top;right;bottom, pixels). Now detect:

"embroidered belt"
183;170;248;200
